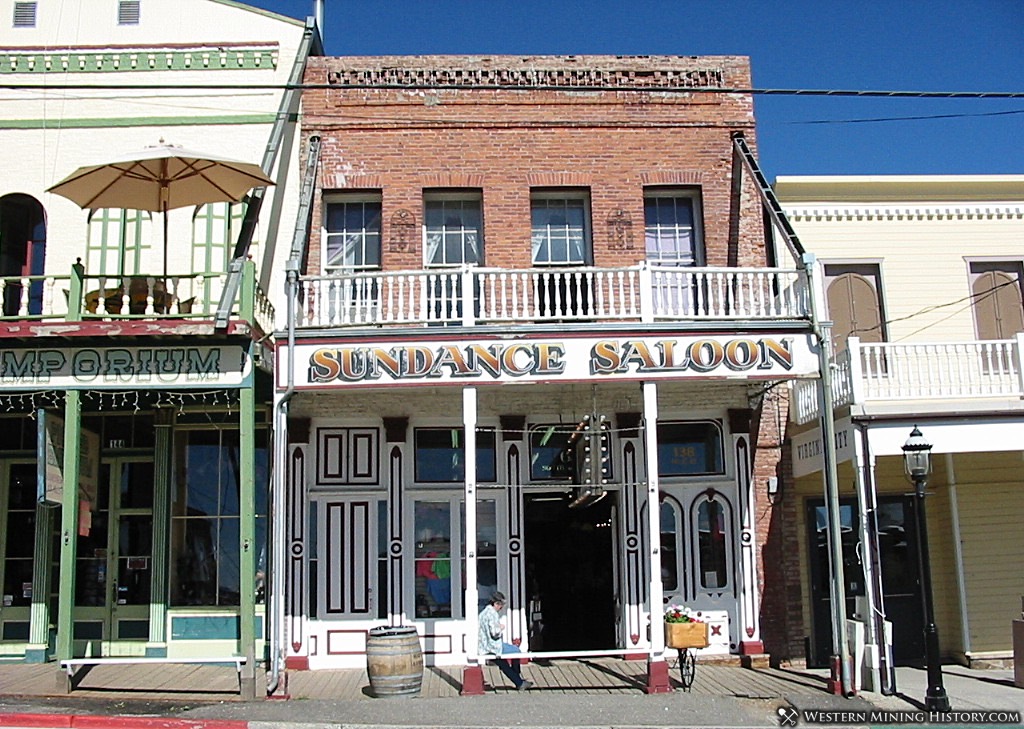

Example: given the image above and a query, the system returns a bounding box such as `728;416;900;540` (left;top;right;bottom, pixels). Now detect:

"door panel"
807;496;924;667
73;458;153;654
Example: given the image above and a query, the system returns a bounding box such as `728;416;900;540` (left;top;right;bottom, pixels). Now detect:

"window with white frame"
530;191;591;266
423;192;483;267
644;189;703;266
324;195;382;274
968;260;1024;339
413;497;496;619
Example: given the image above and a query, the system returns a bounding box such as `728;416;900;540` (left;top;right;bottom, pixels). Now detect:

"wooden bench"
59;655;247;694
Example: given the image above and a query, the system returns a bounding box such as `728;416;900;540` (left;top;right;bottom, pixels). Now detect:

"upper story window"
324;195;382;274
824;263;886;353
423;192;482;267
657;420;724;477
644;188;704;267
531;190;591;266
87;208;148;277
414;427;497;483
12;2;36;27
969;260;1024;339
118;0;141;25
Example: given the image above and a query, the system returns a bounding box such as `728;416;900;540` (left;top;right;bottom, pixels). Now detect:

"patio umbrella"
47;140;274;286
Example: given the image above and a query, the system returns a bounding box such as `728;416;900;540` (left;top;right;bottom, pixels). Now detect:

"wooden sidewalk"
0;658;832;703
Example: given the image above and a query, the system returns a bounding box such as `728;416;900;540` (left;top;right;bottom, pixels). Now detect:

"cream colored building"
0;0;316;698
777;176;1024;688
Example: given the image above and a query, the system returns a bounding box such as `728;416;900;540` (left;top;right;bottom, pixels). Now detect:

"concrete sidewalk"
0;663;1020;728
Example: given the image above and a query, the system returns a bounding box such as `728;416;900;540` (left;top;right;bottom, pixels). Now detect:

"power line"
788;108;1024;125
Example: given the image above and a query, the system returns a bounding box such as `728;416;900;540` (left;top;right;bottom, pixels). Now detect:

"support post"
55;390;81;691
641;383;671;694
461;387;485;696
238;383;258;700
147;408;173;655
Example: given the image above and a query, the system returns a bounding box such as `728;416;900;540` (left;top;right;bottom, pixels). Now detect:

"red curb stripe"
0;715;248;729
0;714;73;727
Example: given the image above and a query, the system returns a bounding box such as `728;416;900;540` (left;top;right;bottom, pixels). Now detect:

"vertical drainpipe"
852;422;889;694
803;252;853;697
267;258;299;695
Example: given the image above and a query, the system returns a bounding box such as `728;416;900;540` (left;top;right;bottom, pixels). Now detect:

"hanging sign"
2;345;250;390
36;410;101;507
281;332;818;390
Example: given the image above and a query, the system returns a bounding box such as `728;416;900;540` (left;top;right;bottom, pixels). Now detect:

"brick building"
274;55;818;692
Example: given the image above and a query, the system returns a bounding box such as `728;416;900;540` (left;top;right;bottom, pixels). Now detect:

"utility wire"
788;108;1024;125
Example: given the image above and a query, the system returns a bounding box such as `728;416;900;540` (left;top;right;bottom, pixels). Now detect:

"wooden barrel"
366;626;423;697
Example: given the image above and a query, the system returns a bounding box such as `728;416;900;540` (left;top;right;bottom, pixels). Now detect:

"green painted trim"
0;114;280;130
55;391;82;662
210;0;305;26
239;387;256;665
24;647;48;663
1;49;279;74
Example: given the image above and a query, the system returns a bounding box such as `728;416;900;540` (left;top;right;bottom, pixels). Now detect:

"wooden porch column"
461;387;485;696
55;390;81;690
642;382;671;694
238;383;258;700
147;407;173;655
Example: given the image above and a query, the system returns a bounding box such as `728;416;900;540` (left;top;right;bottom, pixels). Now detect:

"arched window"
694;493;732;591
659;496;684;593
0;193;46;316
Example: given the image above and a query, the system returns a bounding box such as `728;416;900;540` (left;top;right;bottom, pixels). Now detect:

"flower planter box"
665;621;708;649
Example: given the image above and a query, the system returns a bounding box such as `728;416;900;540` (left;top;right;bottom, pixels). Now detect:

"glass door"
74;457;153;655
0;461;39;644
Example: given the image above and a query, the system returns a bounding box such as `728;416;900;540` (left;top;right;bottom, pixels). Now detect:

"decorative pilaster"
146;407;173;655
26;503;54;662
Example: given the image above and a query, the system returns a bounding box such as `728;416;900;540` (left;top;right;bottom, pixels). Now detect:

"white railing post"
847;337;864;406
638;262;654;324
1016;333;1024;397
461;265;475;326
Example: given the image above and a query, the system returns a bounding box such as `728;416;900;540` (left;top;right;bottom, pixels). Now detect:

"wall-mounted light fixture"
766;476;780;501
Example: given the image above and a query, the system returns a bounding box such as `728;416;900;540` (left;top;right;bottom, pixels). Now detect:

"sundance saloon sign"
284;333;818;389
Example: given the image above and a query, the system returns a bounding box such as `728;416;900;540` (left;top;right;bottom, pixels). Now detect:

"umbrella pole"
162;198;169;313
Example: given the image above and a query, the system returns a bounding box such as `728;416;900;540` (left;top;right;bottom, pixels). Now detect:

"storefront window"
414;428;496;483
414;501;452;617
658;421;724;476
697;497;729;590
169;428;269;606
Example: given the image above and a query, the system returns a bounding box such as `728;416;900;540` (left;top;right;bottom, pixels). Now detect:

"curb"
0;714;249;729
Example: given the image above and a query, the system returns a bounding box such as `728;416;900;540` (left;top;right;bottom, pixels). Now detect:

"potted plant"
663;605;708;649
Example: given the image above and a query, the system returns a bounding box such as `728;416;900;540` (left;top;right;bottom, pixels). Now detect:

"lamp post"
901;426;951;712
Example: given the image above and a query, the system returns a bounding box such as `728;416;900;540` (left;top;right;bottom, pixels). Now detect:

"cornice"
784;204;1024;222
1;45;279;74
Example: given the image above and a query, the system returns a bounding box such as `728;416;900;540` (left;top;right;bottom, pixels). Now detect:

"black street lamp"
901;426;951;712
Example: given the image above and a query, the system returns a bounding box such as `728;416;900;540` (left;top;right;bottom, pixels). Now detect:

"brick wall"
300;54;767;275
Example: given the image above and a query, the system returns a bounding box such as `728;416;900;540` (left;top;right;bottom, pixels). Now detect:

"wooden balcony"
297;264;810;329
792;335;1024;424
0;261;275;337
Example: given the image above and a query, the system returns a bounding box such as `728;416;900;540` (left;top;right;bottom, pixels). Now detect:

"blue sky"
245;0;1024;180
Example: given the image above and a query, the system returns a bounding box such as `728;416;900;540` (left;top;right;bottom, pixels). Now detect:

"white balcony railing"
297;264;809;328
0;266;272;331
792;335;1024;424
